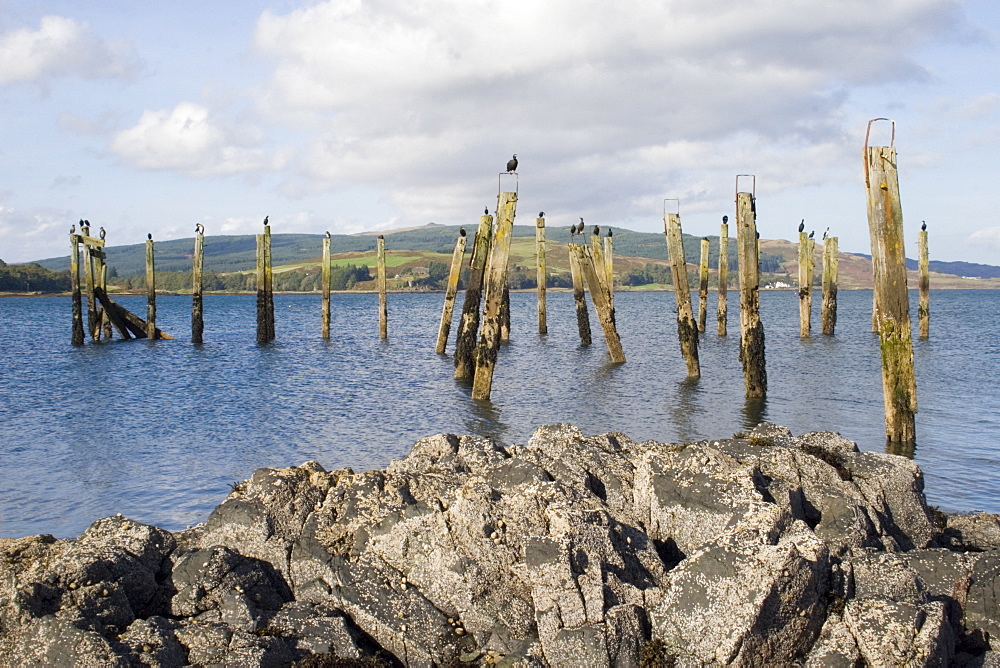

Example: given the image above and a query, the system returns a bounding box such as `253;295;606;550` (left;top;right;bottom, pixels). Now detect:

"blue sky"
2;0;999;266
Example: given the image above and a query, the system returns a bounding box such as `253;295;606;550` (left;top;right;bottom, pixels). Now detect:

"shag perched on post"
922;221;927;231
99;227;106;239
798;220;805;233
70;224;76;234
459;227;466;237
576;219;585;234
147;233;152;240
263;216;269;226
808;230;815;239
822;227;829;240
592;226;600;236
723;215;728;224
539;211;545;218
607;229;613;237
506;154;518;173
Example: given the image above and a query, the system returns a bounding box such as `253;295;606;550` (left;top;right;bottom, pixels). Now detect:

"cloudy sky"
2;0;998;265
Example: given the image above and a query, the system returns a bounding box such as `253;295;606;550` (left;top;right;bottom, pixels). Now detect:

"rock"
2;423;1000;666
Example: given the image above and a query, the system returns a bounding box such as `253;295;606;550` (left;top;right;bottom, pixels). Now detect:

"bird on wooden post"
798;220;805;233
577;218;585;234
263;215;269;226
921;221;927;231
484;207;488;215
607;228;613;238
70;223;76;234
99;227;106;239
539;211;545;218
506;154;518;173
723;215;728;224
592;225;600;237
822;227;830;240
808;230;815;239
459;227;466;237
148;233;152;241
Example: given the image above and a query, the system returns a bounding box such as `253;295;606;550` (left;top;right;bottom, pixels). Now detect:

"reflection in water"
741;396;768;431
670;378;702;443
886;439;916;459
466;399;510;444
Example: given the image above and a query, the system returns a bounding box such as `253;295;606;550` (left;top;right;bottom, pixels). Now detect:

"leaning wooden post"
70;229;84;345
264;222;274;341
821;235;838;335
863;118;916;442
321;231;331;340
736;177;766;397
798;226;813;337
377;235;387;339
603;230;614;310
472;191;517;400
663;203;700;378
435;228;468;353
573;244;625;363
256;231;267;343
499;286;511;343
144;234;157;340
717;216;729;336
454;214;494;379
95;235;111;339
589;227;611;300
192;224;205;344
918;223;929;340
536;215;547;334
568;236;592;346
697;237;710;333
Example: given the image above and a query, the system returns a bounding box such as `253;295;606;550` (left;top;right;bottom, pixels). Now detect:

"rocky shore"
3;423;1000;666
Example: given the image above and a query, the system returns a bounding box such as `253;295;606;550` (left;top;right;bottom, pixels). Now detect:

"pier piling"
568;235;592;346
321;232;331;339
192;224;205;344
698;237;710;333
377;235;387;340
536;215;547;334
454;214;494;379
736;180;766;398
717;216;729;336
256;221;275;343
145;234;157;340
663;206;700;378
798;227;814;337
435;228;468;354
70;230;84;345
572;243;625;363
604;230;614;310
821;236;838;335
918;223;929;340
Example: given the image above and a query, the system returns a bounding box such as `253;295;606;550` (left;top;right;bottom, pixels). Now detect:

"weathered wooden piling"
698;237;710;333
435;228;467;354
589;228;611;301
717;216;729;336
96;237;111;339
145;234;157;340
821;235;838;335
603;230;614;310
536;215;547;335
863;119;917;442
798;227;814;337
192;224;205;344
472;192;517;400
918;223;929;340
572;243;626;363
377;235;387;340
321;231;331;340
255;220;275;343
454;214;494;379
736;183;766;397
663;207;700;378
568;237;592;346
264;224;274;341
500;287;510;343
70;231;84;345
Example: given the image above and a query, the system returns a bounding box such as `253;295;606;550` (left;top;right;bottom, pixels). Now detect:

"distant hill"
849;253;1000;280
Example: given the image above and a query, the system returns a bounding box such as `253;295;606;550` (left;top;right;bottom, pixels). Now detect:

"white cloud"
0;15;140;85
968;227;1000;251
0;206;75;263
110;102;279;176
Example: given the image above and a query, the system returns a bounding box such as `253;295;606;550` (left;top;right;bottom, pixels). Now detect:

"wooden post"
192;224;205;344
435;229;468;353
717;216;729;337
454;214;494;379
536;216;547;334
81;224;97;341
321;231;331;340
603;231;614;310
500;286;510;343
256;232;267;343
697;237;710;333
97;247;111;339
589;229;611;300
377;235;387;339
736;189;766;397
663;211;700;378
472;192;517;400
821;236;838;335
918;224;929;340
145;234;157;340
264;223;274;341
798;229;814;337
864;125;916;442
568;238;592;346
70;232;84;345
573;244;626;363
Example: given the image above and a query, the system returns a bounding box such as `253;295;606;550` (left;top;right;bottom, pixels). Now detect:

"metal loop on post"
865;118;895;149
735;174;756;198
663;198;679;216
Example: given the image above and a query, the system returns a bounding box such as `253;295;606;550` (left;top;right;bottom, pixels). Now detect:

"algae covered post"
321;231;331;340
435;228;467;354
863;118;916;443
663;202;700;378
698;237;710;333
536;215;547;335
377;235;387;340
255;219;275;343
603;229;614;310
571;243;625;363
798;224;814;338
717;216;729;337
821;235;838;336
918;222;929;340
568;232;592;346
736;177;766;397
69;229;84;346
454;213;493;379
145;233;157;340
192;224;205;344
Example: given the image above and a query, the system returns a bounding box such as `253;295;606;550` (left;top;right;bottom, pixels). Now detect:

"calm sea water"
1;289;998;539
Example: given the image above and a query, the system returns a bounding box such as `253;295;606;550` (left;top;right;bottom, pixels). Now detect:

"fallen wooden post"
736;179;766;397
918;222;929;340
603;229;614;310
821;235;838;335
435;228;468;354
663;205;700;378
192;224;205;343
70;230;84;346
472;191;517;400
568;235;592;346
864;118;916;443
95;288;173;340
798;225;814;337
572;244;625;363
717;216;729;336
454;213;494;379
146;234;157;340
321;231;331;340
536;215;547;334
698;237;710;333
377;235;387;340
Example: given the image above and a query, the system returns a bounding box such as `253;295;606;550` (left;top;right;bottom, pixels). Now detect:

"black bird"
459;227;466;237
922;221;927;231
325;230;331;238
99;227;106;239
756;231;760;239
722;215;728;224
83;219;90;229
607;229;613;237
570;226;576;238
703;236;709;242
147;233;152;240
592;226;600;237
798;219;805;233
506;154;518;173
263;215;269;226
822;227;829;240
196;223;205;234
576;218;585;234
539;211;545;218
484;207;489;215
808;230;815;239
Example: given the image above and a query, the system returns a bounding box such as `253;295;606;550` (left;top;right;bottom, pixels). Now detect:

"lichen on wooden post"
321;232;331;340
864;128;917;443
435;228;467;354
603;230;614;311
80;223;98;341
821;236;839;336
70;232;84;345
736;190;766;397
918;224;929;340
589;228;611;304
377;235;387;340
717;216;729;337
571;244;625;363
454;214;494;379
499;286;511;343
256;232;267;343
568;237;592;346
264;224;274;341
698;237;710;333
798;229;814;337
663;211;700;378
472;192;517;400
145;235;157;340
192;224;205;344
536;216;547;335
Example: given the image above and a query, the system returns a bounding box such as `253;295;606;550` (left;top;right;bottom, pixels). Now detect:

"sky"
1;0;999;266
